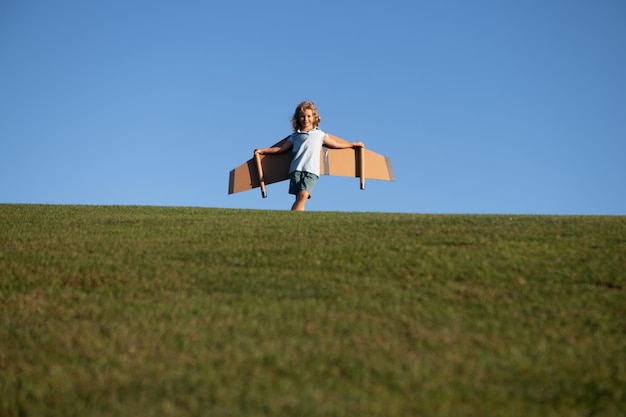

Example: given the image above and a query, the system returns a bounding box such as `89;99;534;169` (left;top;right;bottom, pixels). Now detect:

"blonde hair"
291;101;321;131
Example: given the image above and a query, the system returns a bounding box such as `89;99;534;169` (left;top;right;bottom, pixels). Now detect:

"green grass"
1;204;625;416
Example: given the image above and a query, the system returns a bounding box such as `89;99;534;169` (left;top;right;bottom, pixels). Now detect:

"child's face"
299;109;315;131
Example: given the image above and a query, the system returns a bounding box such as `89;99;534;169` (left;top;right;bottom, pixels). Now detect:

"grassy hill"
1;204;624;416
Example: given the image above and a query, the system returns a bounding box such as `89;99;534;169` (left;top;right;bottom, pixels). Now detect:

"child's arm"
254;140;293;155
324;134;364;149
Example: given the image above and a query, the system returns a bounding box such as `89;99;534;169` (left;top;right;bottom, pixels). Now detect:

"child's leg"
291;190;310;211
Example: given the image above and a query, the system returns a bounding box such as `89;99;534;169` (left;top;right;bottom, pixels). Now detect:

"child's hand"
353;142;364;148
254;149;264;155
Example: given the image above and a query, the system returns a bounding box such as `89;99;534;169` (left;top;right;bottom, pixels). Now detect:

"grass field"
1;204;625;416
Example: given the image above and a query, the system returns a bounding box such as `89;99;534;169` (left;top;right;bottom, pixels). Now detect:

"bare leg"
291;190;310;211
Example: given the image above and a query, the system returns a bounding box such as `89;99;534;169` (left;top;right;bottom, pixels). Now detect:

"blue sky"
1;0;624;214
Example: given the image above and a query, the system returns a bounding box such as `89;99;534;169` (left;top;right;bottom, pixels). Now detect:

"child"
255;101;364;211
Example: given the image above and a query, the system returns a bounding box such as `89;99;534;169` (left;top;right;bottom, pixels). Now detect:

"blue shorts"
289;171;319;196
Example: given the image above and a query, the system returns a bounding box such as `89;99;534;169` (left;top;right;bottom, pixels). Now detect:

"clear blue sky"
2;0;624;214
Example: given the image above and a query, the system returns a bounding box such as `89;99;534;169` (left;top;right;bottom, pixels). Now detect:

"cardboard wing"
228;134;394;197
